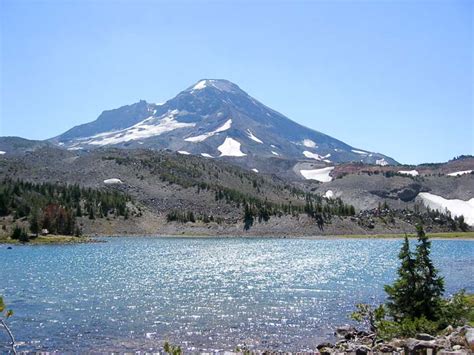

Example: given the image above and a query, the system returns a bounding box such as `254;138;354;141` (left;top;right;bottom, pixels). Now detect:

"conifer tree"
384;235;417;320
384;226;445;321
412;225;444;320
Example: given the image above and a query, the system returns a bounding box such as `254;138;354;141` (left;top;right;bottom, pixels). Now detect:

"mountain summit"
52;79;397;166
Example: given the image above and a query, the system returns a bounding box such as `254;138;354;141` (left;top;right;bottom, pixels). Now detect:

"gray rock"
335;325;357;339
437;351;469;355
354;345;371;355
416;333;436;341
465;328;474;351
405;338;438;352
374;343;397;352
317;342;334;349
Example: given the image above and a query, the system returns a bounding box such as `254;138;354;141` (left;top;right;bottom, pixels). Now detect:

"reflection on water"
0;237;472;352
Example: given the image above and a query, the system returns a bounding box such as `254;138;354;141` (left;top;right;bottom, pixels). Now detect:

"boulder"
437;351;469;355
318;347;334;355
416;333;436;341
465;328;474;351
335;325;357;339
404;338;438;352
373;343;397;352
434;336;451;350
449;334;468;347
354;345;371;355
317;342;334;349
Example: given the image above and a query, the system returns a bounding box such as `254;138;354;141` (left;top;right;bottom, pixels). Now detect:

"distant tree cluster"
0;178;131;237
166;210;221;224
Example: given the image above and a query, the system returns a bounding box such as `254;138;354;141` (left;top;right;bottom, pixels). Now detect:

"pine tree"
29;211;40;236
384;235;417;320
384;226;445;321
412;225;444;320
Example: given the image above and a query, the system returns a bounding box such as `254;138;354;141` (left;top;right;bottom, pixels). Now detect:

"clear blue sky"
1;0;472;164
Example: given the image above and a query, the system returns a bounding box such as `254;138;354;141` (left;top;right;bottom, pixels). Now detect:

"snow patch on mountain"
246;129;263;144
192;80;208;90
324;190;334;199
178;151;190;155
0;151;5;155
303;151;322;160
75;111;195;146
104;178;122;185
303;151;331;161
399;170;419;176
447;170;473;177
218;137;246;157
418;193;474;226
185;119;232;143
352;149;368;155
300;167;334;182
252;168;259;173
271;151;279;156
302;139;317;148
376;158;389;166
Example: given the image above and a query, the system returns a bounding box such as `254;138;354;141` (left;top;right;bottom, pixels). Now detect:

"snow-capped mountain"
51;79;397;166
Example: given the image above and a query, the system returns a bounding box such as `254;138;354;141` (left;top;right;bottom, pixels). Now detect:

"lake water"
0;237;473;352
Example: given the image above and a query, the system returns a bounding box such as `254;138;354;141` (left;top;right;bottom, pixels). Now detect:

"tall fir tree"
384;226;445;321
384;235;417;320
412;225;444;320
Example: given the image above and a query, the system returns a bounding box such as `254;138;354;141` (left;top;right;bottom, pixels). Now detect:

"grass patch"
0;235;92;245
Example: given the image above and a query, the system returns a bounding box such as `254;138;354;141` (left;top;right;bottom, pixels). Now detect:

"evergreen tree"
384;235;417;320
243;203;254;230
29;211;40;236
384;226;445;321
412;225;444;320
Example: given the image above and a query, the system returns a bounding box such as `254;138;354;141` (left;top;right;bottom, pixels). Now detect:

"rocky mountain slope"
50;79;397;169
0;147;472;236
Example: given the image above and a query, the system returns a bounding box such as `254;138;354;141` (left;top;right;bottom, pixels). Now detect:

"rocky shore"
316;325;474;354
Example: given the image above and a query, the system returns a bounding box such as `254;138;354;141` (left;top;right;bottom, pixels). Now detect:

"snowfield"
271;151;279;156
376;158;388;166
252;168;259;173
303;151;331;161
324;190;334;199
185;119;232;142
77;111;195;146
352;149;368;155
177;151;190;155
200;153;213;158
447;170;473;177
418;192;474;226
246;129;263;143
303;151;323;160
0;151;5;155
103;178;123;185
300;167;334;182
217;137;246;157
302;139;317;148
399;170;419;176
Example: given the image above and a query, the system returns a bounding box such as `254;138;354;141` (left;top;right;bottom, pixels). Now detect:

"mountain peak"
187;79;243;94
51;79;398;168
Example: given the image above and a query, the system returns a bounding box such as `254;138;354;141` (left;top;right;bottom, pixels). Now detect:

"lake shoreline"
85;231;474;240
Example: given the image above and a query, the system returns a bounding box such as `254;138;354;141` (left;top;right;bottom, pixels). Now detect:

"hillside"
0;147;471;237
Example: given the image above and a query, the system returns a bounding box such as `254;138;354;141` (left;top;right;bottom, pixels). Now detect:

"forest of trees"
0;178;131;238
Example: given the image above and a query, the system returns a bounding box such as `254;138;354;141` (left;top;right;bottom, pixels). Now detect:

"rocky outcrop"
318;325;474;354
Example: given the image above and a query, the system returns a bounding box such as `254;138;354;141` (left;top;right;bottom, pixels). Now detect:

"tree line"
0;178;131;238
